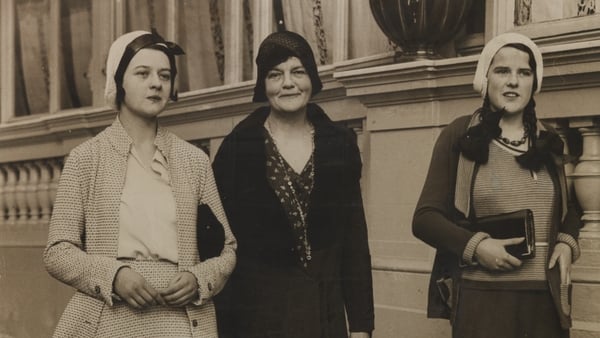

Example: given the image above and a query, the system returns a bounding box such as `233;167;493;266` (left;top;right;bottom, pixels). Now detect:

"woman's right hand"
474;237;524;271
113;267;166;309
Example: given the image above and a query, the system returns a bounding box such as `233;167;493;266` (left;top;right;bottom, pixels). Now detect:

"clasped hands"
474;238;572;284
113;267;199;309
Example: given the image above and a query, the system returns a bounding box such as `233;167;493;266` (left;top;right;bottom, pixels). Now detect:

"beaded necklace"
265;119;315;265
497;125;528;147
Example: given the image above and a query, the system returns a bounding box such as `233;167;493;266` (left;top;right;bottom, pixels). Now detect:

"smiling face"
265;56;312;116
486;46;535;116
120;48;172;119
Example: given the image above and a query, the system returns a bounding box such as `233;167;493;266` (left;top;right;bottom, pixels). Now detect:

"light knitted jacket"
44;118;236;337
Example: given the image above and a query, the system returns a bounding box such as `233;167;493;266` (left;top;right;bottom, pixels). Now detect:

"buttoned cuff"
107;264;130;306
557;232;580;262
462;232;491;266
183;268;214;306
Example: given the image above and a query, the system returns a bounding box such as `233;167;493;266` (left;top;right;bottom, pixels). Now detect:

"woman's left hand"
549;242;573;284
160;272;199;307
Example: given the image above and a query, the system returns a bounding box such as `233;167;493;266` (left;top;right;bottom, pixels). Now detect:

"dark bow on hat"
114;28;185;105
147;28;185;55
115;29;184;82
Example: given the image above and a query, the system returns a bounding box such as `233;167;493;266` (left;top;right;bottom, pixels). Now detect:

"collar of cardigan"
453;112;565;219
105;117;171;162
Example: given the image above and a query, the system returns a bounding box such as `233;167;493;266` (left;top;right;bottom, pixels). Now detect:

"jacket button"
94;286;101;294
207;282;213;291
192;319;198;327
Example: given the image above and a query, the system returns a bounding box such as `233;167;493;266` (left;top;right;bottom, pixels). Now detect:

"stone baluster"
4;164;18;226
571;125;600;236
15;164;29;226
551;120;576;194
25;162;41;227
37;160;52;225
569;119;600;337
0;167;5;226
49;158;62;209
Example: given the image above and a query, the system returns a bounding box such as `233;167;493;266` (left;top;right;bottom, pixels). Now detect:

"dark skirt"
452;287;569;338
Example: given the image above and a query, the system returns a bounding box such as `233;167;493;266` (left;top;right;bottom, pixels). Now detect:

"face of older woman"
486;46;534;116
121;48;172;119
265;56;312;115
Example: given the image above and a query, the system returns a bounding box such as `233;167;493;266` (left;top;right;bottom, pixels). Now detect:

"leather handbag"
467;209;535;259
196;204;225;261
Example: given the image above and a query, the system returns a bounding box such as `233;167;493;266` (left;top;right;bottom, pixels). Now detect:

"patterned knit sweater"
462;141;553;288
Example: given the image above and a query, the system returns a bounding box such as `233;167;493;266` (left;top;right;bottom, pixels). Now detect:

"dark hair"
459;42;547;170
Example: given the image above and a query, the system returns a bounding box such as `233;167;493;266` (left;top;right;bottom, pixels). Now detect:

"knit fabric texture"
463;141;554;286
44;118;237;337
253;30;323;102
473;32;543;98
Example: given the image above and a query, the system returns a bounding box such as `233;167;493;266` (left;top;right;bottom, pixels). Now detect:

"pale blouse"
117;146;179;263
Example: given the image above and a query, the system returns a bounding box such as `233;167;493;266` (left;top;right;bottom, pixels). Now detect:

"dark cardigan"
213;103;374;338
412;114;581;329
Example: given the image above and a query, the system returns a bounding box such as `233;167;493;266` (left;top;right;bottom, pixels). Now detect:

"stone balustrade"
0;157;62;246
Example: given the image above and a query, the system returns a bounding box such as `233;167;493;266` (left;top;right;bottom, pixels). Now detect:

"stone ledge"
0;227;48;248
372;256;431;273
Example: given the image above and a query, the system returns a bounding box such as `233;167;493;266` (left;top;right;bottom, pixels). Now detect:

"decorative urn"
369;0;473;60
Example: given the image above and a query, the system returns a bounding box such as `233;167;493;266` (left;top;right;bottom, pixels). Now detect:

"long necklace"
266;118;315;264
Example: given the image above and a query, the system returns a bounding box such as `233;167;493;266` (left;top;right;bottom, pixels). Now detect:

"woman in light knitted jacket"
413;33;581;338
44;30;236;337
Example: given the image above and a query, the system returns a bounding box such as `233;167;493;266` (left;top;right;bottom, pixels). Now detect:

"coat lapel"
97;119;132;256
454;114;479;218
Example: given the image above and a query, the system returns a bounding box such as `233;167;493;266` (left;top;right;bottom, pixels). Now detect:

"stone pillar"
572;126;600;236
37;160;52;225
25;162;40;227
568;119;600;337
15;164;29;226
0;166;5;226
4;164;17;226
546;119;575;194
49;158;62;208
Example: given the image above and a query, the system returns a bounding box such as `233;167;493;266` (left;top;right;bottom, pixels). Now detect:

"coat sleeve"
43;149;127;306
341;130;375;333
412;119;480;258
212;134;236;218
185;154;237;303
210;134;237;337
557;167;582;261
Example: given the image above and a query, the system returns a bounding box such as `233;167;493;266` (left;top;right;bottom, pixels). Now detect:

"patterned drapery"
12;0;423;117
281;0;391;64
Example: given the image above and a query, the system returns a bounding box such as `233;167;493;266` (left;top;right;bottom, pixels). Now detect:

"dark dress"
213;103;374;338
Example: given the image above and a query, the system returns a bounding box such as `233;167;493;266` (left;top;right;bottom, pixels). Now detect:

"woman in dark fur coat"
213;31;374;338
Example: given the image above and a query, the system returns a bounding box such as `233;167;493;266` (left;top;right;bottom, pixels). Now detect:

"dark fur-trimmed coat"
213;103;374;338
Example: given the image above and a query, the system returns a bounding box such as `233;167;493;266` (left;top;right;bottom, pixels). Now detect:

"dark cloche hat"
252;30;323;102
